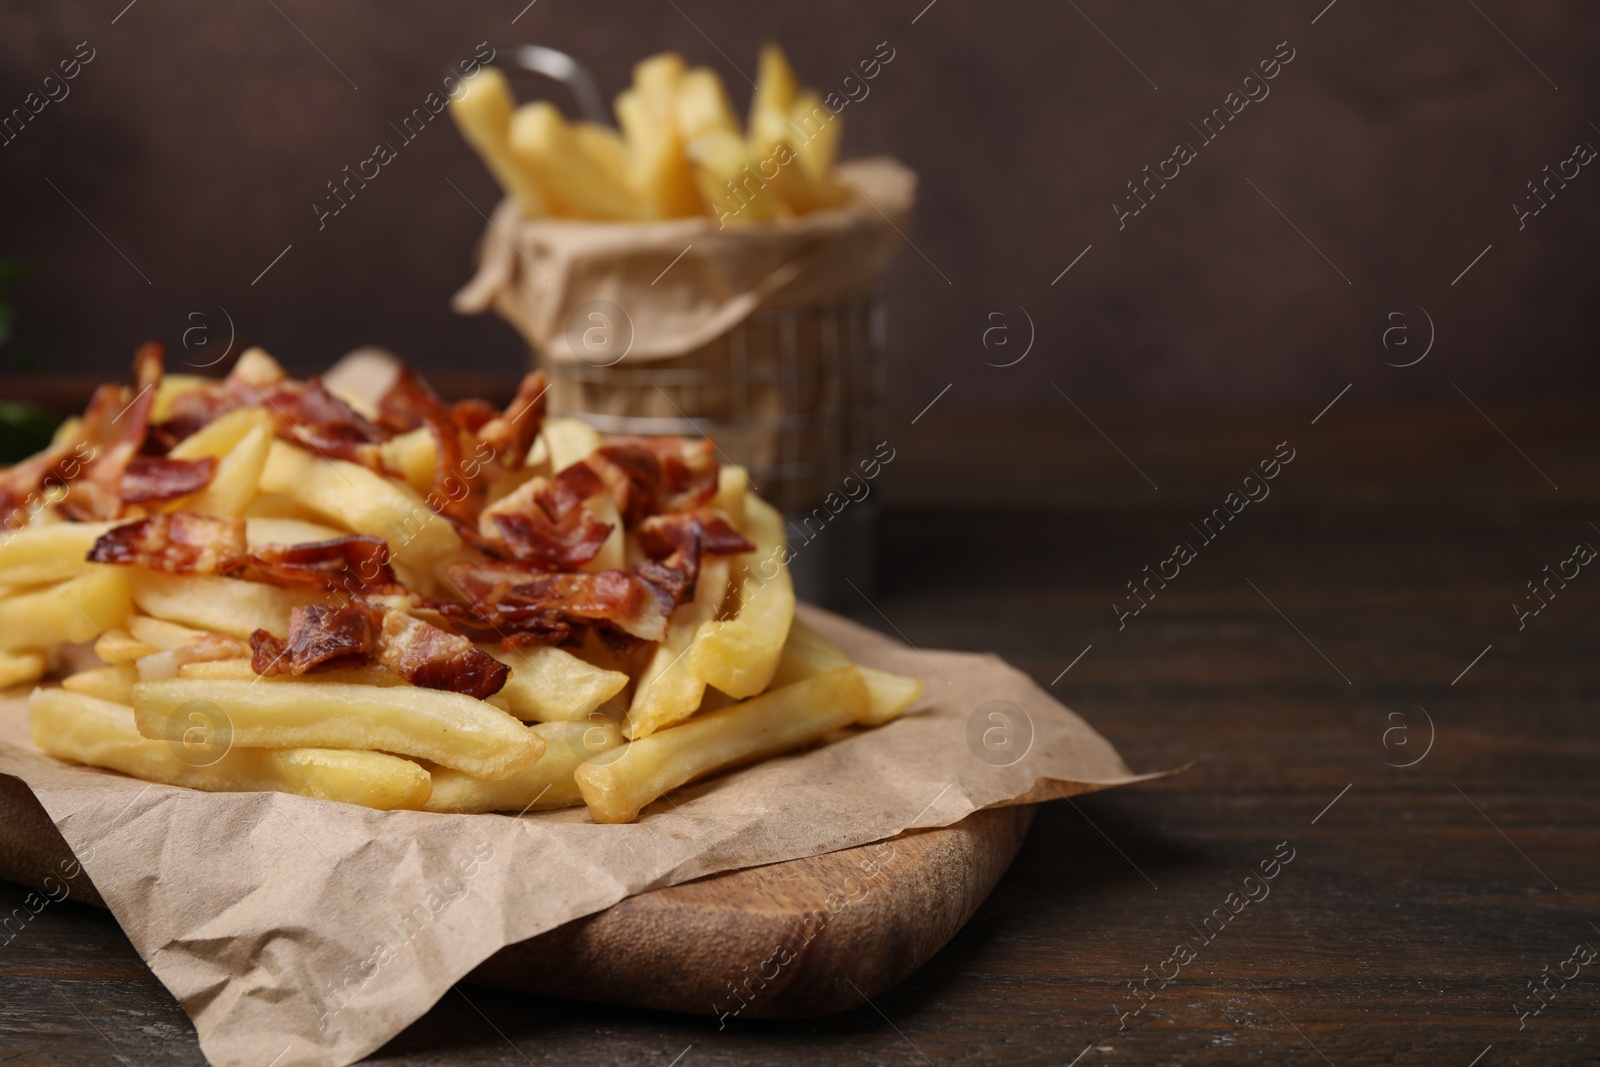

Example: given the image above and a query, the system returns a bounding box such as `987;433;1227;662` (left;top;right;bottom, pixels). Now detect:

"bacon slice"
0;442;85;531
120;456;217;503
630;510;755;611
88;513;247;575
377;366;481;522
636;510;755;559
275;604;379;674
477;468;614;570
231;536;396;594
376;611;508;698
582;436;719;526
445;561;668;643
475;371;547;470
59;342;165;521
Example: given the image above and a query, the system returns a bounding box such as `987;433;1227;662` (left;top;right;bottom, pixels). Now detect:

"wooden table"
2;405;1596;1065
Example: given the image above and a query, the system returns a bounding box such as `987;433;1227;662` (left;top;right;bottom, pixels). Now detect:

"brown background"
1;0;1596;410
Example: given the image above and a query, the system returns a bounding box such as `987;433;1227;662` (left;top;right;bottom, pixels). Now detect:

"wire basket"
542;289;885;516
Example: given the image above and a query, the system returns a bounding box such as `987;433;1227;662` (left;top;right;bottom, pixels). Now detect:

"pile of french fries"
450;43;848;224
1;347;921;822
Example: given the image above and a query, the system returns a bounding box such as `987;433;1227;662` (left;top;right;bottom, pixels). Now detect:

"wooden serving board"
0;772;1034;1018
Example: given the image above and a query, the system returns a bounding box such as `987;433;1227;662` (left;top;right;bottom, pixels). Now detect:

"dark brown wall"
1;1;1596;409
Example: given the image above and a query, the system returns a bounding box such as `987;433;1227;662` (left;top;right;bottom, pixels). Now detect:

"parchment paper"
0;605;1155;1067
452;157;916;361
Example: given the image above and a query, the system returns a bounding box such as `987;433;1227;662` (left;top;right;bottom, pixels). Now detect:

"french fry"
94;629;157;665
0;567;131;652
259;440;460;571
616;88;702;219
0;521;116;586
182;423;273;518
480;643;628;723
129;571;327;640
689;129;780;225
62;664;138;703
151;374;207;423
626;557;732;738
447;67;549;216
379;427;437;496
789;90;842;184
542;417;601;471
131;678;546;780
676;67;739;139
750;43;799;124
243;516;349;547
167;407;273;462
712;464;748;528
31;687;432;810
577;666;868;823
771;616;925;726
574;122;630;188
687;493;792;698
424;718;622;813
127;615;209;651
509;102;642;220
0;650;47;689
177;657;405;687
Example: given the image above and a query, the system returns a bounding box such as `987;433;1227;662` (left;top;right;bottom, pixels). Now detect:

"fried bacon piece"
120;456;216;503
59;342;165;521
631;510;753;611
232;536;396;595
636;510;755;559
477;467;614;570
475;370;547;470
89;513;247;575
445;561;669;643
376;611;508;698
581;436;719;526
0;441;88;531
259;378;387;467
251;604;379;675
377;366;482;522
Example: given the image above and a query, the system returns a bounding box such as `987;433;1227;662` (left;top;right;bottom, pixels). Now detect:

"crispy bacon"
0;441;87;531
59;342;165;521
477;470;614;570
475;370;547;470
88;513;247;575
637;510;755;559
120;456;216;503
377;367;481;522
446;561;668;643
230;536;396;594
278;604;378;674
249;630;290;675
376;611;508;698
582;436;719;526
259;378;388;467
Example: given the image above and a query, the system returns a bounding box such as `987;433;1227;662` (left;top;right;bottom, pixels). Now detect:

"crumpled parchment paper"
0;606;1155;1067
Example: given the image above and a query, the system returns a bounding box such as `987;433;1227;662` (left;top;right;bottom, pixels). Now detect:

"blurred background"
2;0;1597;415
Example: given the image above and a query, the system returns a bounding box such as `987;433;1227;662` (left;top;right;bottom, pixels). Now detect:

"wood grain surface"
1;404;1597;1066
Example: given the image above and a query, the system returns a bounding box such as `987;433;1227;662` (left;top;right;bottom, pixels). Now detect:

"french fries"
0;567;131;652
479;644;629;723
131;678;545;780
31;688;431;810
0;650;47;690
449;43;847;224
772;616;925;726
8;349;925;821
425;719;622;814
129;571;325;640
626;557;732;738
687;494;792;698
578;666;868;823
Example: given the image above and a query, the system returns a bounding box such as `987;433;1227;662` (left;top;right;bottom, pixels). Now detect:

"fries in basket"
0;344;922;820
450;43;850;225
